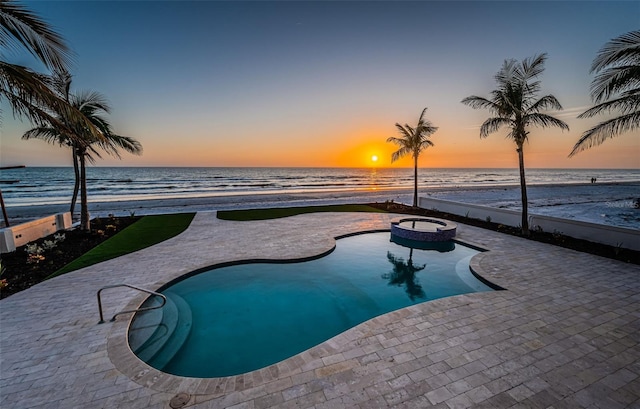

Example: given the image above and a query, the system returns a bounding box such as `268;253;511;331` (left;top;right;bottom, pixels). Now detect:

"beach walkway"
1;212;638;408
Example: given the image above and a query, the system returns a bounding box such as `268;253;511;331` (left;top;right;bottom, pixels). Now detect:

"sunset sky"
1;1;638;169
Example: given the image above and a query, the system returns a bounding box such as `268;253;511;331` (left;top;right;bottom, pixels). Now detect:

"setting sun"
371;155;378;163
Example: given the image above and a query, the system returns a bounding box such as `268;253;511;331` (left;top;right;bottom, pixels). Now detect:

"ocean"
1;167;639;229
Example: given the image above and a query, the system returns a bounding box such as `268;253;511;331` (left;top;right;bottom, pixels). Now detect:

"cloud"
547;105;591;119
464;105;592;129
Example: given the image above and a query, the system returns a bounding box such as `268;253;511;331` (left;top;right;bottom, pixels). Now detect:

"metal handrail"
97;284;167;324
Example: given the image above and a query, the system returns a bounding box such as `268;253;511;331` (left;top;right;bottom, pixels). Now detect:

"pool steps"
455;255;492;292
129;292;193;370
127;297;165;352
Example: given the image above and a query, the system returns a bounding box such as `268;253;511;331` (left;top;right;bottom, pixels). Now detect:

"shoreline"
2;181;638;228
1;188;416;226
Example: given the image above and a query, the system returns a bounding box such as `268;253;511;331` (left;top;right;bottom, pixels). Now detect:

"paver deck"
1;211;638;409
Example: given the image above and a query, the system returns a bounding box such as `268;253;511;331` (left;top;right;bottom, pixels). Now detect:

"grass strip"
48;213;195;279
217;204;386;221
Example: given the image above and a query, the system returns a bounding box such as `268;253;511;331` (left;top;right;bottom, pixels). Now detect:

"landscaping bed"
1;213;196;299
0;216;140;299
368;201;639;265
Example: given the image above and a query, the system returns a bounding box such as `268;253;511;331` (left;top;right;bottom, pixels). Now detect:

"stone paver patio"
1;211;639;409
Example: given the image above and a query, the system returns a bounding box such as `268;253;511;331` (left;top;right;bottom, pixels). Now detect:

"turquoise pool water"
129;232;494;378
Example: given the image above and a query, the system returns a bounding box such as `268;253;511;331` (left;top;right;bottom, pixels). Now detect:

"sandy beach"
2;187;416;226
3;181;638;230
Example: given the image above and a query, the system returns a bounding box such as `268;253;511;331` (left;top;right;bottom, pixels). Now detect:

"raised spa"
391;217;457;242
129;231;493;378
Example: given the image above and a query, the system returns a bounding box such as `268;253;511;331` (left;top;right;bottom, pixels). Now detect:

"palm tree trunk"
517;145;529;235
70;148;80;218
413;155;418;207
79;150;90;232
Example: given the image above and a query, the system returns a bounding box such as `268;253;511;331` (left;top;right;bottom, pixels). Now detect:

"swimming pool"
129;232;495;378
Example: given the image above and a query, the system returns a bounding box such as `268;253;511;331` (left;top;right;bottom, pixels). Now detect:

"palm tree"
461;54;569;234
387;107;438;207
23;89;142;231
570;30;640;156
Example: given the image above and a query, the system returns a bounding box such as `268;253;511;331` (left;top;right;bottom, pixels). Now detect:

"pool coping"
106;218;499;405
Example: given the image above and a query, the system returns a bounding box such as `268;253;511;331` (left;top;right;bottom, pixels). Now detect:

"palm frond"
417;108;437;135
572;30;640;155
569;111;640;157
0;0;72;72
419;139;435;150
1;61;63;125
461;96;499;111
590;65;640;103
94;134;143;158
49;69;72;99
524;113;570;131
518;53;547;82
390;146;412;163
73;89;111;114
82;145;101;164
386;136;406;145
578;94;640;118
394;123;413;140
529;95;564;112
479;117;512;138
417;107;428;124
0;62;108;144
420;124;438;136
21;126;69;146
494;59;517;87
591;30;640;73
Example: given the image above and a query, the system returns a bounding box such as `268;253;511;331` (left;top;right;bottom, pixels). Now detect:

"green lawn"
49;213;195;279
217;204;386;221
49;205;385;279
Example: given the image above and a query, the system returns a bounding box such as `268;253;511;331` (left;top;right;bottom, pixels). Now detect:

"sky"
1;0;639;169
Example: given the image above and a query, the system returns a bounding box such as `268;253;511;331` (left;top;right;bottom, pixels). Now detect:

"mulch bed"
1;204;637;300
0;216;140;299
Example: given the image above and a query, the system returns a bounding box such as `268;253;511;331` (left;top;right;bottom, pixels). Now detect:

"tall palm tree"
461;54;569;234
387;107;438;207
23;90;142;231
570;30;640;156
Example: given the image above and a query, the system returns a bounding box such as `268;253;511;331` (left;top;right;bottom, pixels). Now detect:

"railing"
97;284;166;324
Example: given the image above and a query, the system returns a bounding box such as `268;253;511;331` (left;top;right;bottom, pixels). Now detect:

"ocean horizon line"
2;165;639;171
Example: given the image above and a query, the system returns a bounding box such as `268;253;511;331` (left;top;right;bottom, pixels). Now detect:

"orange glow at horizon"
17;117;636;169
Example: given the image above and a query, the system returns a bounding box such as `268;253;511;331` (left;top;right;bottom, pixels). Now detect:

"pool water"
397;220;443;232
129;232;494;378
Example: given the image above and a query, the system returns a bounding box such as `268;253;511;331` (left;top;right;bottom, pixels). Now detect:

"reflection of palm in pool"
383;250;426;301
